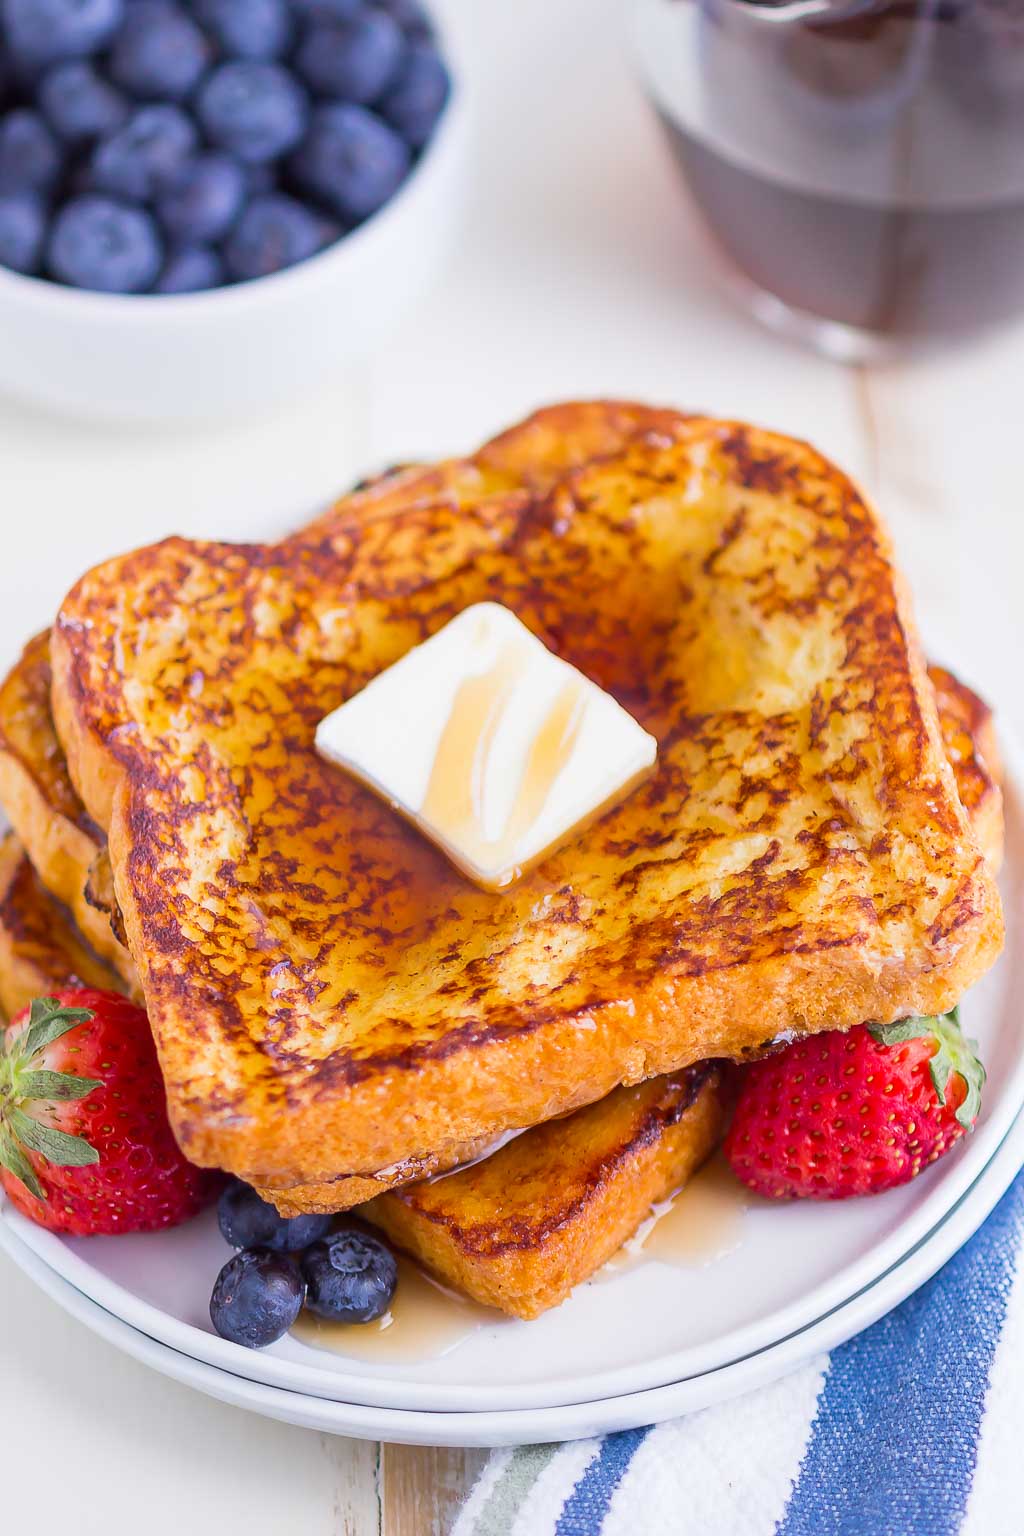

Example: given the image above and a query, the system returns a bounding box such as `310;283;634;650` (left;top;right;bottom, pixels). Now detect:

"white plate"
3;1097;1022;1448
2;749;1022;1416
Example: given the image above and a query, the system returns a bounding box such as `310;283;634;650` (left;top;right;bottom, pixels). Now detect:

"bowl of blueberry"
0;0;460;422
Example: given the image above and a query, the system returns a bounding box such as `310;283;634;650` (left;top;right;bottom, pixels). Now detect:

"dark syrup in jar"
641;0;1024;339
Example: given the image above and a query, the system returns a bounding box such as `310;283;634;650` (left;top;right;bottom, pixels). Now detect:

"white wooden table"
1;1;1021;1530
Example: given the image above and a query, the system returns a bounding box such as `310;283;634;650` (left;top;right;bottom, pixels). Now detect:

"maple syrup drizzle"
421;635;587;883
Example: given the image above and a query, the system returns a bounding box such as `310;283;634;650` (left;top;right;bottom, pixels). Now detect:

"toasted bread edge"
364;1069;725;1319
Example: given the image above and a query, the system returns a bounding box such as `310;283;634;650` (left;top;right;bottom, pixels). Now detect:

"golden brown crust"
51;403;1004;1187
0;631;137;988
0;833;124;1018
82;845;130;949
253;1135;519;1215
365;1069;725;1318
929;665;1003;877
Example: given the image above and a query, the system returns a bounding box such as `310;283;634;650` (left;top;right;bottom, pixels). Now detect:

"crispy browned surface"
0;631;136;987
254;1136;519;1215
930;665;1003;878
83;845;130;949
366;1067;725;1318
51;403;1003;1189
0;833;124;1018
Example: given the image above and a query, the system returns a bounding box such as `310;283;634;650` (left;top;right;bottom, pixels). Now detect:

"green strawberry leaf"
0;1000;102;1204
868;1007;985;1130
17;1070;100;1102
19;997;94;1062
8;1108;99;1168
0;1125;44;1201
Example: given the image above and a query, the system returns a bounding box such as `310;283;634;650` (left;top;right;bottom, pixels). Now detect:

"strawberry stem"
868;1007;985;1130
0;997;100;1201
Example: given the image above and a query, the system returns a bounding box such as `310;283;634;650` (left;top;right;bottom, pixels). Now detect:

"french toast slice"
51;403;1004;1192
365;1066;725;1318
0;834;124;1018
0;631;136;988
260;667;1006;1215
0;823;723;1313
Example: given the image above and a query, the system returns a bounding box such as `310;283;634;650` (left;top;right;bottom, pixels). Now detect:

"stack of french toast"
0;402;1005;1320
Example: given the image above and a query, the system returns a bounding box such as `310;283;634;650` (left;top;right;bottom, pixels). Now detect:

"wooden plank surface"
321;1437;382;1535
381;1446;489;1536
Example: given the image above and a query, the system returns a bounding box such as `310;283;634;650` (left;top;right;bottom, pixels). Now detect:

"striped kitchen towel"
454;1166;1024;1536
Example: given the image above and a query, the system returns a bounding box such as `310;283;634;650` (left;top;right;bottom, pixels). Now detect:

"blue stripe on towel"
777;1168;1024;1536
554;1426;652;1536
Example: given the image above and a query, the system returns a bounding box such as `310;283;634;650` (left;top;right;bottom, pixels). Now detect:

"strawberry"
725;1010;985;1200
0;988;220;1234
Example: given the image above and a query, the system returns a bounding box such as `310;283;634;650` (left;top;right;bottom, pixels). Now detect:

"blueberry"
224;192;337;280
1;0;124;73
301;1228;398;1323
90;105;197;201
108;2;211;103
47;194;163;291
290;103;409;221
245;162;277;195
210;1248;304;1349
295;10;404;105
376;0;434;41
38;60;128;144
0;192;46;273
156;244;223;292
378;41;449;148
292;0;362;19
217;1179;334;1251
0;110;61;194
198;61;309;164
156;153;246;243
193;0;293;61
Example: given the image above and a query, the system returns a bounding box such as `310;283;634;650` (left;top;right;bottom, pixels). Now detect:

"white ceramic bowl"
0;93;467;425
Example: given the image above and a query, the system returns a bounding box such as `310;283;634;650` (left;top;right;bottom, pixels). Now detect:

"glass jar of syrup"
635;0;1024;352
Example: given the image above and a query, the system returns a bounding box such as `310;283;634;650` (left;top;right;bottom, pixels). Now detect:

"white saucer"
3;1097;1022;1447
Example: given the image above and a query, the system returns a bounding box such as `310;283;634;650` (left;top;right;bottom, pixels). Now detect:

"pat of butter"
315;602;657;891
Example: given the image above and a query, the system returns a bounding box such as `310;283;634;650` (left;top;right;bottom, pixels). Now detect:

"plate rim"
3;735;1022;1414
3;1096;1022;1447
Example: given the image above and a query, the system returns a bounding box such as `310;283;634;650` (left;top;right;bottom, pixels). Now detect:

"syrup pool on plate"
291;1254;501;1364
602;1155;752;1277
291;1158;751;1361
